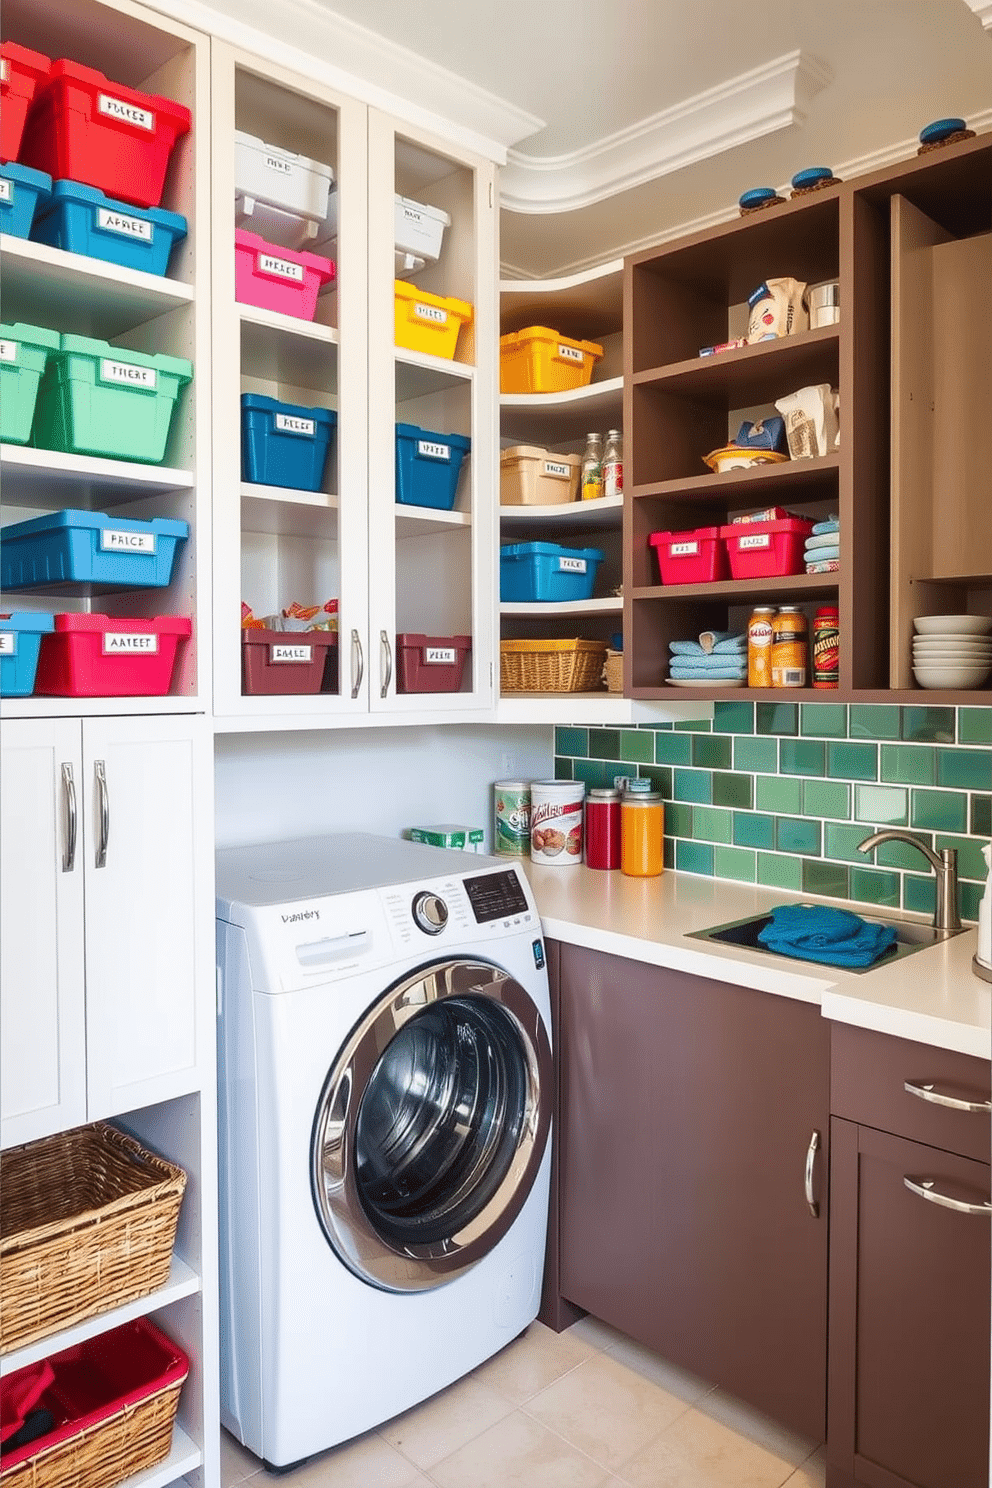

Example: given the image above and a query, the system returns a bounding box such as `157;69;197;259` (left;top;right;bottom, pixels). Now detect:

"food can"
812;606;840;688
493;780;531;856
747;606;776;687
771;606;809;687
530;780;585;866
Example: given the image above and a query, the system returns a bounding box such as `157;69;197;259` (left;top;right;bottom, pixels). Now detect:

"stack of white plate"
913;615;992;688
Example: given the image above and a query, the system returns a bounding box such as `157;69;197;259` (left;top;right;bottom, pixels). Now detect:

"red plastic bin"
235;229;336;322
0;43;51;163
649;527;728;585
33;613;191;696
241;627;338;695
396;633;471;693
720;517;814;580
19;60;191;210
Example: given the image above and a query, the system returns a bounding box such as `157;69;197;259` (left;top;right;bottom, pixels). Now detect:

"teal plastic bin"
33;334;193;464
0;323;60;445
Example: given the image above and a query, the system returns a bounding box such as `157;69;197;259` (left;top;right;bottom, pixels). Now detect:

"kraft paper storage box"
235;228;336;321
241;395;337;491
0;42;51;162
33;613;192;697
0;163;52;239
31;181;187;277
395;633;471;693
0;322;60;445
393;281;473;360
32;334;193;464
19;60;191;211
241;627;338;695
0;613;55;697
500;445;581;505
499;542;604;603
395;423;470;510
234;129;334;247
0;510;189;590
499;326;603;394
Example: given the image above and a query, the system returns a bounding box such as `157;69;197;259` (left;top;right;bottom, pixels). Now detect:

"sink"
686;909;964;974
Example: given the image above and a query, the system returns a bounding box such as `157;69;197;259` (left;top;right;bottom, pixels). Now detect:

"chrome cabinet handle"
94;760;109;869
904;1079;992;1114
350;629;364;699
904;1175;992;1216
804;1130;820;1217
61;762;77;873
379;629;392;699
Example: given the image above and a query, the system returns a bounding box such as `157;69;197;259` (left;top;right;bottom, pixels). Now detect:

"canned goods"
493;780;530;856
747;606;776;687
530;780;585;865
812;606;839;688
771;607;808;687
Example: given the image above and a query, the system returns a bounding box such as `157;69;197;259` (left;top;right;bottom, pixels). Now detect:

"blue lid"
0;612;55;632
791;166;834;189
0;161;53;193
1;509;189;540
919;117;966;144
738;187;778;208
36;180;188;236
500;542;604;562
396;422;470;451
241;394;337;426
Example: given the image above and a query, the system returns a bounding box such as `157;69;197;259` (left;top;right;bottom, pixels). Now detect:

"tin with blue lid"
919;117;966;145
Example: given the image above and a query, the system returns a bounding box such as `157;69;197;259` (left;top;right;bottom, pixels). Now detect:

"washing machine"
215;832;553;1469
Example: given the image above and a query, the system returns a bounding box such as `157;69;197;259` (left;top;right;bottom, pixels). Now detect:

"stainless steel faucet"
856;831;961;933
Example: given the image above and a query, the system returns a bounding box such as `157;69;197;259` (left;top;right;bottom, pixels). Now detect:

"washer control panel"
411;890;449;935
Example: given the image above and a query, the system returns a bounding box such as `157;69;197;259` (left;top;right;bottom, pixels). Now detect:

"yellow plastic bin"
500;445;580;505
499;326;603;394
394;281;473;360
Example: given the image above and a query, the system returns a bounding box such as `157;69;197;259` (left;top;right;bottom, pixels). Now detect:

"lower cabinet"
552;941;829;1442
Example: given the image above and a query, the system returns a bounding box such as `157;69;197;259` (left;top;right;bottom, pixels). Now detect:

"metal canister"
747;606;776;688
812;606;840;688
530;780;585;866
771;607;809;687
493;781;531;856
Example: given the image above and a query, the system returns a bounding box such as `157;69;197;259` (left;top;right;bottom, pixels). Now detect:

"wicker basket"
500;638;607;693
604;649;624;694
0;1124;186;1355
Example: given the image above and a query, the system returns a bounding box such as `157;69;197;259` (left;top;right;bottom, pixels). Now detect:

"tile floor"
220;1314;827;1488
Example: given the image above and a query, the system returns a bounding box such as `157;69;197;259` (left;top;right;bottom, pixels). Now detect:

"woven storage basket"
0;1123;186;1354
500;638;606;693
604;649;624;694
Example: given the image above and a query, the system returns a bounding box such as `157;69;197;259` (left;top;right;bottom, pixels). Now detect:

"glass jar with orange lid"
621;778;664;877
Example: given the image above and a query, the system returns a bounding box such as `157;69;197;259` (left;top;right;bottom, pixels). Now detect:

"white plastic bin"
315;188;449;277
234;130;334;247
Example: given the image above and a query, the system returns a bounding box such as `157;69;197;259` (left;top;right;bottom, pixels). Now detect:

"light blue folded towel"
670;633;746;656
804;543;839;562
670;662;747;680
812;517;840;535
806;530;841;550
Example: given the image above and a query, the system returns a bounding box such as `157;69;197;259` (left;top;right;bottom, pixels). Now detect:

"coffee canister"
530;780;585;866
493;780;531;856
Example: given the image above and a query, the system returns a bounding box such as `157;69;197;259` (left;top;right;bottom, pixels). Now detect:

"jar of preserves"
747;606;776;687
621;778;664;877
812;606;840;688
579;432;603;502
585;787;621;869
771;607;809;687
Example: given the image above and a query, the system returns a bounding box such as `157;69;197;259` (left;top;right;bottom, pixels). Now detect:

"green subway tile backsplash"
554;703;990;921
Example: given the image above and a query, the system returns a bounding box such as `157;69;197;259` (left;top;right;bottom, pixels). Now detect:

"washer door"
311;957;552;1292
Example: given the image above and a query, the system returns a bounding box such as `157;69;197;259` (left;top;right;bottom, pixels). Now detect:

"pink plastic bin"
33;613;191;696
649;527;728;585
720;517;814;580
235;229;335;321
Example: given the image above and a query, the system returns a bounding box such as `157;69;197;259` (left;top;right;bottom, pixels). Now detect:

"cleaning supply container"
499;541;604;603
0;42;51;161
33;613;191;696
499;326;603;394
234;129;334;247
0;510;189;589
235;229;335;321
393;281;473;360
621;778;664;877
241;395;337;491
31;181;187;276
0;612;55;696
395;423;470;510
395;633;471;693
0;322;60;445
0;163;52;239
19;61;192;210
499;445;581;505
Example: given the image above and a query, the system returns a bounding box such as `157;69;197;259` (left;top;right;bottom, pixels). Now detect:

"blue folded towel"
669;652;748;669
670;663;747;680
805;530;841;550
812;518;840;535
670;632;746;656
757;904;897;968
804;543;839;563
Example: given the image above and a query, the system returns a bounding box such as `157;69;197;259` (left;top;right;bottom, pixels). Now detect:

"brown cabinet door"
828;1118;990;1488
557;943;829;1441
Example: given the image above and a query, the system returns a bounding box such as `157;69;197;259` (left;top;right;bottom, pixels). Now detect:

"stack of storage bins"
233;131;336;319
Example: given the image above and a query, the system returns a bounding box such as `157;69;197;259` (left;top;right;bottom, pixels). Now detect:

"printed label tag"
270;643;312;663
264;154;292;174
738;533;771;551
0;340;18;364
417;440;449;460
258;252;304;282
557;343;584;363
102;631;159;654
97;206;153;241
414;302;447;324
544;461;569;478
100;359;157;390
275;413;315;437
401;204;426;225
0;633;16;656
100;528;157;554
671;541;700;557
0;59;9;83
558;556;587;573
97;93;155;131
425;647;456;664
0;179;12;203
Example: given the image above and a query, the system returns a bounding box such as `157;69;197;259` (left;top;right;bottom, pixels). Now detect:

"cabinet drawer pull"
350;629;364;699
904;1175;992;1216
904;1078;992;1114
379;630;392;699
804;1129;820;1217
61;762;77;873
95;760;109;869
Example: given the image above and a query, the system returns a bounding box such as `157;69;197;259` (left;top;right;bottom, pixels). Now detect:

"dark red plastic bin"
242;627;338;695
20;61;191;210
720;517;814;580
33;614;191;697
0;42;51;163
649;526;728;585
396;633;471;693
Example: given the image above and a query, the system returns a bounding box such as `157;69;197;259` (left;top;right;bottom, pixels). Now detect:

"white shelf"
0;1255;200;1375
396;503;471;538
0;445;195;510
500;375;624;440
130;1427;201;1488
241;483;338;539
500;596;622;617
499;260;624;339
499;494;623;530
396;347;474;402
497;693;713;725
0;696;204;720
239;306;339;391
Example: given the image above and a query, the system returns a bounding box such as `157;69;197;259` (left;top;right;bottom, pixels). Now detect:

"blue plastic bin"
499;542;604;603
31;181;188;277
0;510;189;589
0;612;55;696
395;422;470;510
0;163;52;239
241;394;337;492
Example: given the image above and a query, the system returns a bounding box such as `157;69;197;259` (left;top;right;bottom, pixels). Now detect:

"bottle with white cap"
977;843;991;972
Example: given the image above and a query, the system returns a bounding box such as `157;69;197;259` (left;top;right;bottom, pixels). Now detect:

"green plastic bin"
33;334;193;464
0;323;60;445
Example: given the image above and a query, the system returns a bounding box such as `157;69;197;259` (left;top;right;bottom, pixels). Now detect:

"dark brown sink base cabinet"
549;941;830;1443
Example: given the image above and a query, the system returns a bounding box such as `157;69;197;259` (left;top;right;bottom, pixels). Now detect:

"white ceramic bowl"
913;639;992;656
913;661;992;689
913;614;992;636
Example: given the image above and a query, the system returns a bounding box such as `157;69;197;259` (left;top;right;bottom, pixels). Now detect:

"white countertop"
519;862;991;1060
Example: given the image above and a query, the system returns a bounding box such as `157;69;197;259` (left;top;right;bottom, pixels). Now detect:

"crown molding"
963;0;992;30
500;49;832;215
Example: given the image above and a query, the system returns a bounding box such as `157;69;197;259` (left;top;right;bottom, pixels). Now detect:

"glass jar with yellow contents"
620;778;664;877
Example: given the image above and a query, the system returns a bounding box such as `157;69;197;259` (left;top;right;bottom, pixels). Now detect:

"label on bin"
417;440;449;460
275;413;316;437
558;556;587;573
97;207;153;242
737;533;771;551
258;252;304;282
0;341;18;364
100;528;157;554
557;343;584;363
0;633;16;656
544;461;569;479
670;541;700;556
0;180;12;203
100;359;157;391
264;154;293;174
414;302;448;325
98;93;155;132
102;631;159;654
270;643;312;663
401;204;426;225
425;647;457;664
0;60;9;84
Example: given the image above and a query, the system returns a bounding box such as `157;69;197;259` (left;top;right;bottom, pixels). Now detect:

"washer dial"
411;891;448;935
